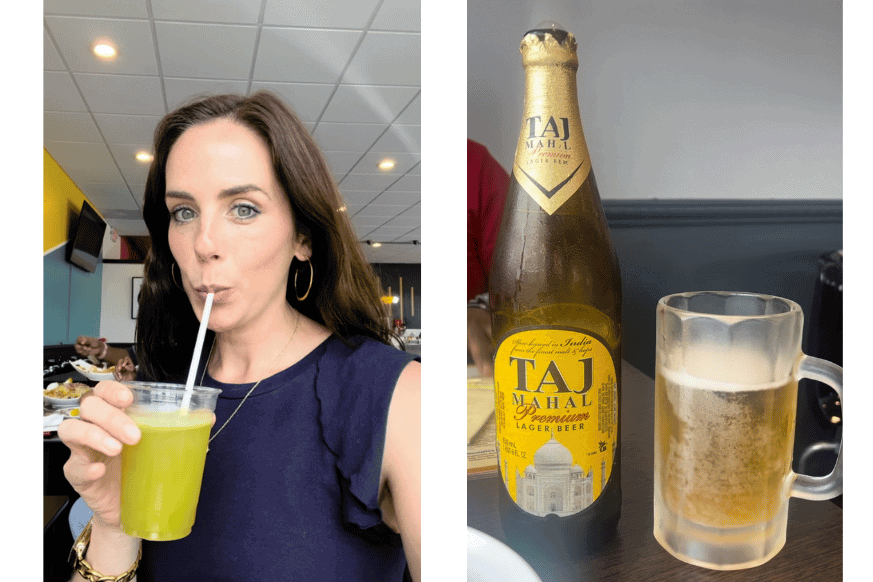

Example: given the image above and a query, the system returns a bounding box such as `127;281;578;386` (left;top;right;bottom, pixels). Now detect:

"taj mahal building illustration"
515;433;602;517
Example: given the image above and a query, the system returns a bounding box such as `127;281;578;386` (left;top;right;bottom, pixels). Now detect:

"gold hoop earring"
295;260;314;302
171;263;183;289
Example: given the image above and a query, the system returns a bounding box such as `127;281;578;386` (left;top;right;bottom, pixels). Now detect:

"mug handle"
790;355;843;501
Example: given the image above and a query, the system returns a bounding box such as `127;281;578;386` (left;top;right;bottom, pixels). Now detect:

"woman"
58;92;421;581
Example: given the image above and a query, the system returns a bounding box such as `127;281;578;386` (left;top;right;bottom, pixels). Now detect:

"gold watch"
70;518;142;582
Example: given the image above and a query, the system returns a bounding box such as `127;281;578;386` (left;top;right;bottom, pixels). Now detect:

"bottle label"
494;327;617;517
513;109;592;215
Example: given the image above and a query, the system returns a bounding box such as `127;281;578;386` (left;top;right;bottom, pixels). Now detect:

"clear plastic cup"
119;382;221;541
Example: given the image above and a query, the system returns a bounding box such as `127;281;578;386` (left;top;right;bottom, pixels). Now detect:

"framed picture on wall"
132;277;143;319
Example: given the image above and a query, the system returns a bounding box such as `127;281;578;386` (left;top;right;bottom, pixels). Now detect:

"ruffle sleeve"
314;337;418;534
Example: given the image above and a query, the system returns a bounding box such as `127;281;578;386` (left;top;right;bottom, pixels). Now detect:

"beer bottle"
490;22;622;554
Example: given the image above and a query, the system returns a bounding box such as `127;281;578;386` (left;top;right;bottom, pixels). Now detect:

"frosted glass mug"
653;292;842;570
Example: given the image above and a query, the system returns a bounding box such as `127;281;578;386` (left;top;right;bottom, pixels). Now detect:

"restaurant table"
468;360;842;581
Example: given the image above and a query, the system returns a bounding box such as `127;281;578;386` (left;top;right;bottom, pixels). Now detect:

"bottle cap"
525;20;570;43
520;23;577;66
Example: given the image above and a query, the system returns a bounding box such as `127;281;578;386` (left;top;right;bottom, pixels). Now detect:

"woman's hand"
75;335;104;360
57;381;141;532
113;357;137;382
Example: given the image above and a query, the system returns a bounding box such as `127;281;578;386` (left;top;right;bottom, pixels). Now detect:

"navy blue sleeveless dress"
136;335;418;581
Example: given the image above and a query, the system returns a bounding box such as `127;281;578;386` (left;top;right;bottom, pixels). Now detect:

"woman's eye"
171;207;195;222
232;204;260;219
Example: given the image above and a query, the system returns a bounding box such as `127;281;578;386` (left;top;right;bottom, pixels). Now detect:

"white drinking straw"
181;292;214;411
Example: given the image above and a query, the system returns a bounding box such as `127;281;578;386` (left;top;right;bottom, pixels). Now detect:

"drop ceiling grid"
43;0;421;263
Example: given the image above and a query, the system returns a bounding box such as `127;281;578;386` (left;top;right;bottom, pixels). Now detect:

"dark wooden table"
468;360;842;581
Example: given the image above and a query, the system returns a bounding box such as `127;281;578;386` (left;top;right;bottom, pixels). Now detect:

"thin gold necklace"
205;309;301;444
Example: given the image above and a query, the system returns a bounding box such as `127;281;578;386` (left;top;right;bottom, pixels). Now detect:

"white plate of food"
70;359;116;381
467;527;543;582
43;407;80;432
44;380;90;407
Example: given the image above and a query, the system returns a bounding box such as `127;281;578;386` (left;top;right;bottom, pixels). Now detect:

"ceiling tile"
78;183;141;211
151;0;263;24
352;151;420;175
44;28;66;71
394;93;420;124
383;212;420;228
371;0;421;32
44;112;102;143
368;189;419;206
44;141;124;183
129;184;147;206
65;167;127;187
44;0;149;18
371;124;421;153
108;143;153;185
338;191;380;207
352;215;390;229
321;85;419;123
262;0;381;28
92;114;163;145
312;122;387;152
156;22;258;79
163;78;250;111
249;82;335;122
254;27;361;83
44;71;88;112
354;224;377;238
352;204;409;218
343;32;420;86
45;17;158;75
322;151;363;177
73;74;165;114
365;225;417;240
387;173;420;192
338;172;400;192
103;209;146;220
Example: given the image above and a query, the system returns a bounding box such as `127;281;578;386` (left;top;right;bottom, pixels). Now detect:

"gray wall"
468;0;842;201
606;199;842;377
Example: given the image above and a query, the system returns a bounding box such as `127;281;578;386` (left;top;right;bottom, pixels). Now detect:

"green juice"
120;409;213;541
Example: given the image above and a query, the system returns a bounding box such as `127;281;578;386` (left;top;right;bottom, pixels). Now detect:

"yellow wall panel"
44;149;103;253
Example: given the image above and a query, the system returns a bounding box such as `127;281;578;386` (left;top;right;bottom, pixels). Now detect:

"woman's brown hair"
136;91;396;382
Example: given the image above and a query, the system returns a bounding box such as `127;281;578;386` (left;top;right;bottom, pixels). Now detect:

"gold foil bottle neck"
520;30;578;69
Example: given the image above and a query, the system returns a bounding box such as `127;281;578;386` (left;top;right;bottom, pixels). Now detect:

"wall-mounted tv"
68;199;107;273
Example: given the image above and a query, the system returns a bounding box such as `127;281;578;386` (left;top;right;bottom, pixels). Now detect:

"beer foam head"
659;343;788;392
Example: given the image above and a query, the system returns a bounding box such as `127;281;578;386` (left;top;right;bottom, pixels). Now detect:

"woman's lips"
195;286;231;303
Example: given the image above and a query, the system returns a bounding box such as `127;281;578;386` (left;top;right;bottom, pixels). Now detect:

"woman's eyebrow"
165;184;270;200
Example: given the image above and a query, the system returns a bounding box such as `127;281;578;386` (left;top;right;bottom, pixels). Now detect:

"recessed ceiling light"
93;41;117;59
135;151;154;163
371;242;382;248
378;159;396;171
